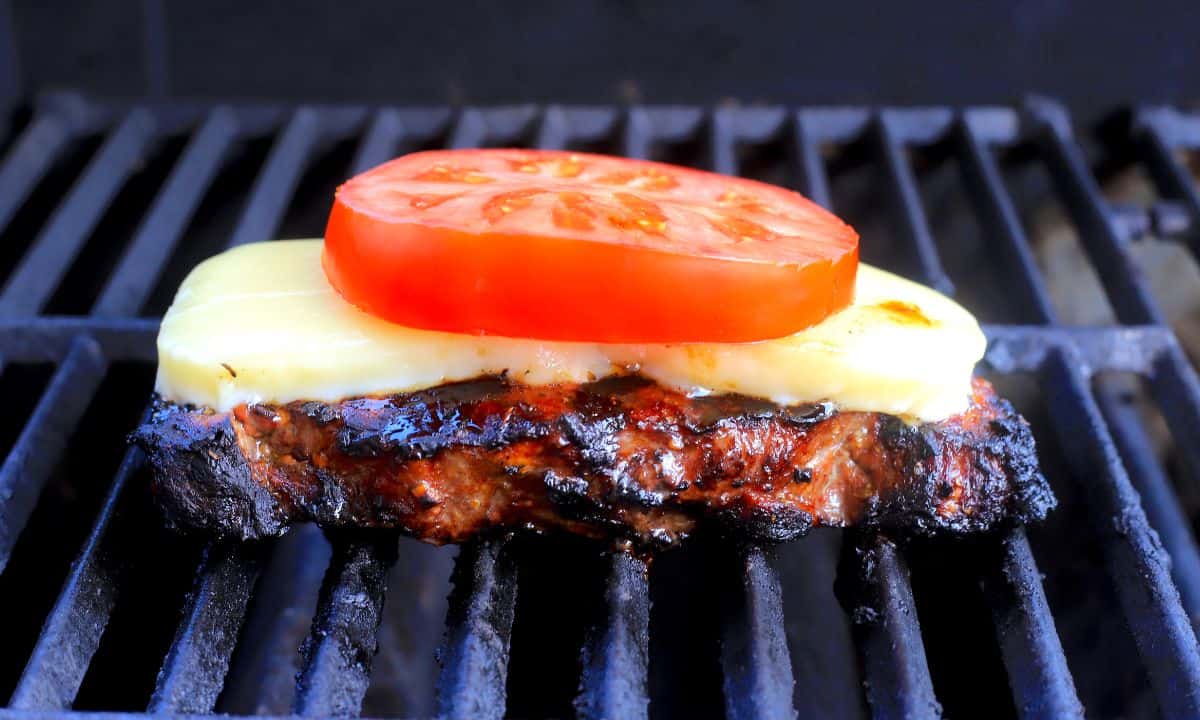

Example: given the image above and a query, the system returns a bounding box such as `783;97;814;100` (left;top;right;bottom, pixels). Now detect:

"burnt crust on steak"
130;375;1054;547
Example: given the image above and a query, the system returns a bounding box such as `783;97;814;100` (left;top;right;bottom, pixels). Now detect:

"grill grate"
0;94;1198;718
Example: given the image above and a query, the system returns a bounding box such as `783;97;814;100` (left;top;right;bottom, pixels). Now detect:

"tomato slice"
323;149;858;342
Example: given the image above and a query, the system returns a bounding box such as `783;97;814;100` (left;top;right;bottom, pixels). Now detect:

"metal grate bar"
0;110;81;235
704;113;801;719
1;109;158;316
1136;110;1200;258
435;540;518;720
1134;108;1200;146
622;107;705;161
293;536;398;718
0;316;158;365
1032;101;1200;530
448;108;489;149
448;107;538;150
1130;112;1200;490
535;109;568;150
842;534;941;719
983;321;1196;659
147;543;265;714
484;106;541;145
258;114;410;720
93;107;241;315
1148;346;1200;492
206;112;411;720
981;529;1083;719
985;324;1180;377
954;109;1086;712
215;109;444;715
709;108;740;175
8;443;144;710
226;108;321;248
808;112;942;719
721;547;798;720
710;107;787;177
1026;102;1163;326
1041;347;1200;716
534;106;571;150
536;106;615;151
350;110;405;175
538;105;656;720
622;108;654;160
771;532;864;719
873;112;955;294
540;106;571;150
0;336;107;572
955;111;1058;324
574;552;650;720
272;116;409;719
215;525;330;716
1098;383;1200;632
794;112;833;207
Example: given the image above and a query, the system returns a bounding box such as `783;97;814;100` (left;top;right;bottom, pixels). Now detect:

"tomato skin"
324;149;858;343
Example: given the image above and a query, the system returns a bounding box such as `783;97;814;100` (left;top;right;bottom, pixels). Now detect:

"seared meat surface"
132;376;1053;547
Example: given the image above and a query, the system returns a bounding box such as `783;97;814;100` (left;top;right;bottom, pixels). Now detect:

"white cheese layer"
155;240;986;422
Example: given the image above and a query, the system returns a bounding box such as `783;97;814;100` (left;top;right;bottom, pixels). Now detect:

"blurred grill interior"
3;4;1200;719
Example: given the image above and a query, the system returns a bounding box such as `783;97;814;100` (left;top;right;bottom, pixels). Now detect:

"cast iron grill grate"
0;95;1198;718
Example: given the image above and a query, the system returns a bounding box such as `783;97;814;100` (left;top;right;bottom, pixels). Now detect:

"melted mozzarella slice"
155;240;986;422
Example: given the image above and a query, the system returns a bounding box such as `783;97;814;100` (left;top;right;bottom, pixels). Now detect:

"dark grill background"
0;94;1199;719
6;1;1200;127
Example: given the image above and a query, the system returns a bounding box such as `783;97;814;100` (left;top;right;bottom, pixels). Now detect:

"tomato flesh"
323;149;858;342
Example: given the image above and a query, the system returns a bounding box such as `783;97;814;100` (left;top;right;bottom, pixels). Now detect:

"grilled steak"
131;375;1053;547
